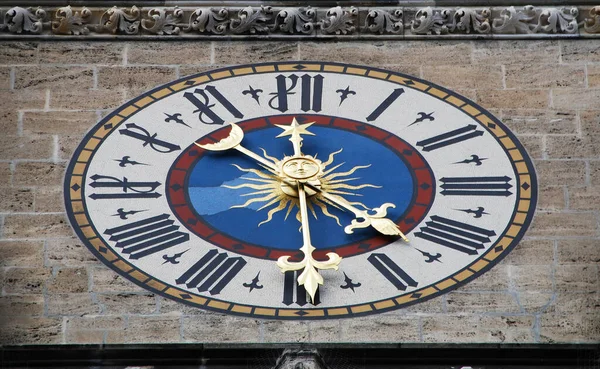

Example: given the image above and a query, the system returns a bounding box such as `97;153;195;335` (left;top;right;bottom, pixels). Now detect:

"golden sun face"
224;148;380;227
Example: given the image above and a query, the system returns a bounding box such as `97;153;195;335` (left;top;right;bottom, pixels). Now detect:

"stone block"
39;42;123;65
340;314;419;342
0;89;46;110
0;317;62;344
528;211;598;237
156;296;203;315
540;313;600;343
536;186;566;211
14;66;94;90
402;295;445;313
47;267;88;293
588;64;600;87
0;295;44;316
65;315;125;330
422;315;534;343
2;214;73;238
0;42;39;65
568;187;600;210
511;265;553;292
0;67;11;89
0;163;10;186
97;293;156;315
516;135;544;159
66;329;105;344
107;316;181;343
217;41;299;65
128;41;212;65
263;320;309;343
97;66;177;90
0;240;43;267
505;64;585;88
591;161;600;186
23;111;96;136
557;239;600;264
516;292;554;313
91;267;145;293
301;41;472;66
554;265;599;292
50;89;123;110
0;110;18;136
560;41;600;63
535;160;587;186
57;135;82;161
553;89;600;110
0;136;53;160
0;187;34;212
477;90;549;109
551;292;599;314
446;292;520;313
546;136;598;159
502;239;554;265
13;162;67;187
34;186;64;213
501;109;577;135
46;237;99;267
308;320;342;343
455;264;509;291
422;65;503;89
182;313;261;342
2;267;50;294
473;41;559;65
46;293;100;316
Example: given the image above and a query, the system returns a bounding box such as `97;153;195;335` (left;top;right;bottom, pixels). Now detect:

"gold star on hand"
275;117;316;138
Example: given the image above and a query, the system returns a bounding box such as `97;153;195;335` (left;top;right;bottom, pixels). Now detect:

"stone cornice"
0;4;598;39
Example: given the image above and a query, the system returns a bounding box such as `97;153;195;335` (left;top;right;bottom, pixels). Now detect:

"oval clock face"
65;62;537;319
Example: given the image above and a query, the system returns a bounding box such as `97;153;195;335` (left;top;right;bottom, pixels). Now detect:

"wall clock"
64;62;537;319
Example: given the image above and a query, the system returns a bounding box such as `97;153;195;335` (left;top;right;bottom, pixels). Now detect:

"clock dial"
65;62;537;319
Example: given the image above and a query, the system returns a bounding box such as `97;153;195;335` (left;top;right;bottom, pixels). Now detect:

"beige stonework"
0;39;598;346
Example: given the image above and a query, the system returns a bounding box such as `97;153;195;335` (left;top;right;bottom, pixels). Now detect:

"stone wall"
0;40;598;345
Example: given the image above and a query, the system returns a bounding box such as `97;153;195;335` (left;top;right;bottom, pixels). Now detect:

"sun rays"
223;149;380;227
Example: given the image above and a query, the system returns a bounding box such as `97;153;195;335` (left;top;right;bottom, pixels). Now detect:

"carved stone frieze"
0;4;598;39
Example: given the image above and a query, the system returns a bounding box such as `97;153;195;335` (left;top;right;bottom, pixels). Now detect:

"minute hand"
305;183;409;242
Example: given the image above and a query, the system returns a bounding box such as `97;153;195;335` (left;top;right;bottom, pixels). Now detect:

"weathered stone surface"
39;42;123;65
14;66;94;89
528;211;598;237
97;293;156;315
0;241;43;267
516;135;544;159
46;293;100;316
106;316;181;343
0;136;53;160
511;265;553;292
2;267;50;294
502;109;577;135
516;292;554;313
46;237;99;267
50;89;123;110
546;136;599;159
179;65;225;79
91;267;145;293
0;42;39;65
446;292;520;313
0;89;46;110
477;90;549;109
455;265;509;291
422;315;534;343
0;163;11;186
557;239;600;264
502;239;554;265
0;295;44;316
23;111;96;136
568;187;600;210
0;187;34;212
540;313;600;343
0;67;11;89
0;317;62;344
551;292;600;314
554;265;599;292
535;186;566;211
591;161;600;187
34;187;64;213
66;329;104;344
587;64;600;87
505;64;585;88
473;41;559;65
3;214;72;238
57;135;83;161
97;66;177;90
535;160;587;186
13;162;67;187
341;314;419;342
553;89;600;110
47;267;88;293
560;41;600;64
263;320;309;343
128;42;212;65
65;315;126;330
422;65;502;89
216;41;298;65
182;313;261;342
308;320;342;342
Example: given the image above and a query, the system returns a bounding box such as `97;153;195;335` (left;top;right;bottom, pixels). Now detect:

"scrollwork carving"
271;7;316;34
536;7;578;34
99;6;140;34
492;6;537;34
52;6;90;35
411;7;452;35
584;6;600;33
3;6;46;34
451;8;491;33
320;6;357;35
185;8;228;34
142;7;183;35
230;6;273;34
364;9;403;34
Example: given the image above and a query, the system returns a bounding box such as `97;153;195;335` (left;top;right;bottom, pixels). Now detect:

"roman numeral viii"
104;214;189;260
176;249;246;295
368;253;418;290
440;176;513;197
414;215;496;255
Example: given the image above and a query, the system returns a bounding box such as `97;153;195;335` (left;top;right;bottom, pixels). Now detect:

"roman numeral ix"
414;215;496;255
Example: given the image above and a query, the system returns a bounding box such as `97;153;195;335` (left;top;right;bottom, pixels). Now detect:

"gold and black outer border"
64;61;538;320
